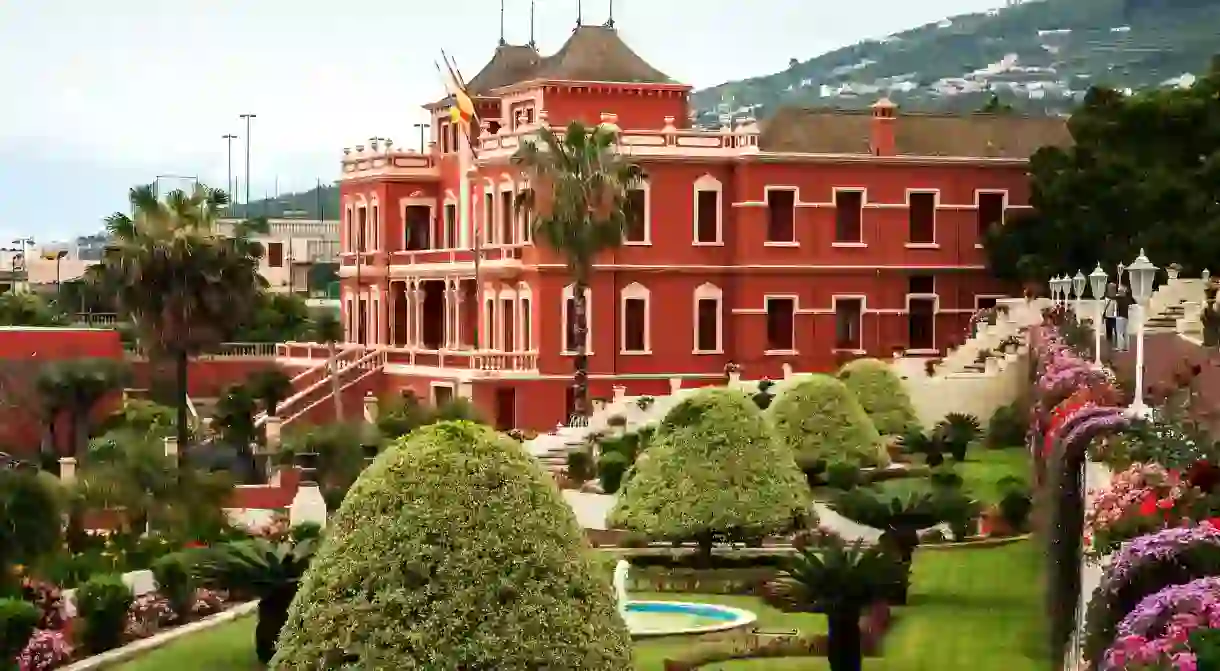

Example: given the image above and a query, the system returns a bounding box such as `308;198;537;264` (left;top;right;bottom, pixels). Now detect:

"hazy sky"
0;0;1002;241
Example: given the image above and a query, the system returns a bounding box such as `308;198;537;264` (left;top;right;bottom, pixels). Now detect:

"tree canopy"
984;58;1220;283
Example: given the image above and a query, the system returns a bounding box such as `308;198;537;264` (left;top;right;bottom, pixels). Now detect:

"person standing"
1115;285;1135;352
1103;282;1118;344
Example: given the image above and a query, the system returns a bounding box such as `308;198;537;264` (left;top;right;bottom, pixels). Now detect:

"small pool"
623;600;757;638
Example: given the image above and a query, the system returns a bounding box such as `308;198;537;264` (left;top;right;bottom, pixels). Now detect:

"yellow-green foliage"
766;374;889;468
271;421;631;671
837;358;920;435
609;388;810;540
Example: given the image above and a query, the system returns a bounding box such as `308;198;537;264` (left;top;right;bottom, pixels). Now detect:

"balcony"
277;343;538;377
339;144;439;183
340;244;529;279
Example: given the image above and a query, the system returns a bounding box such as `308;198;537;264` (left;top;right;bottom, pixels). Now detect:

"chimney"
870;98;897;157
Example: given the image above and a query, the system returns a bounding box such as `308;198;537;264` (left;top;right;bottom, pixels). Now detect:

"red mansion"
323;22;1070;431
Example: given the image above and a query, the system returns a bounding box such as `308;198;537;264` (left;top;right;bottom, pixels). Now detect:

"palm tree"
191;536;319;664
512;121;644;421
35;358;128;460
96;184;268;453
313;311;344;420
771;536;903;671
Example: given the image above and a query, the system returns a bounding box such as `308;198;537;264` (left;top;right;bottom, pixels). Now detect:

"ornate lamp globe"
1072;270;1087;299
1089;264;1107;299
1126;249;1158;305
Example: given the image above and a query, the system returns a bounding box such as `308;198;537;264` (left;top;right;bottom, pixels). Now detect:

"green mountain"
226;184;340;221
691;0;1220;121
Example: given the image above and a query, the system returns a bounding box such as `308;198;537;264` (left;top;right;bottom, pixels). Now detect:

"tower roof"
465;43;542;96
532;25;672;84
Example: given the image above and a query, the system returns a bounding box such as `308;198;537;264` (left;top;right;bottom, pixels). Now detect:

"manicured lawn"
956;445;1031;504
113;541;1046;671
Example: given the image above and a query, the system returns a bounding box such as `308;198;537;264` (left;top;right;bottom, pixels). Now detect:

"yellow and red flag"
439;53;477;131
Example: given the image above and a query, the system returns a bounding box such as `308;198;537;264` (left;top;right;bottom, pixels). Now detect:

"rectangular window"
696;190;719;243
357;208;367;251
521;298;532;349
266;242;284;268
623;298;647;352
484;193;494;244
908;274;935;295
443;204;457;248
440;123;449;153
908;191;936;244
501;298;514;350
908;298;936;350
405;205;430;251
564;297;587;352
766;190;796;243
500;191;514;244
834;190;864;243
978;192;1006;238
696;298;719;352
835;298;863;349
624;189;647;242
765;297;795;351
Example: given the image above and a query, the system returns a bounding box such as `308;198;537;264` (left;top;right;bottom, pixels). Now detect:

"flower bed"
1031;307;1220;669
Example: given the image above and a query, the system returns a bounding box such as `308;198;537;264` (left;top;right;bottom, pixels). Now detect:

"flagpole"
437;53;483;351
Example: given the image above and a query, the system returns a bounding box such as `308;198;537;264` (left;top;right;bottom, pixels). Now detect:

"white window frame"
904;293;939;354
369;198;381;251
692;174;724;246
692;282;724;354
904;188;939;249
764;294;799;354
343;204;354;252
518;282;534;350
499;178;516;246
561;283;594;355
496;286;517;351
623;179;652;246
619;282;651;354
763;185;799;246
482;179;496;246
831;187;867;247
974;189;1009;249
831;294;867;353
398;197;434;252
441;193;457;249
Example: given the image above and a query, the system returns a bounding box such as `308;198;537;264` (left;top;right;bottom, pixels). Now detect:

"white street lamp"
1089;264;1108;366
1051;275;1063;304
1073;270;1087;315
1126;249;1158;417
1204;268;1211;285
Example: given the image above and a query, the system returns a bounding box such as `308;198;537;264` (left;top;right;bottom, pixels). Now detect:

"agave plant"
830;485;971;603
897;428;944;467
191;537;318;664
771;536;903;671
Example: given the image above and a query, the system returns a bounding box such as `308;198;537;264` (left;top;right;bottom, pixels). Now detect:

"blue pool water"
622;600;756;638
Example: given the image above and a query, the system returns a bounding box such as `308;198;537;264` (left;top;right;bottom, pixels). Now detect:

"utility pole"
239;113;256;207
221;134;238;204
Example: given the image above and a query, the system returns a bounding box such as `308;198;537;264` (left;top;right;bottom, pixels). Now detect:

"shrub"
566;450;593;483
597;451;630;494
0;598;39;665
152;553;195;621
606;414;627;428
0;470;62;595
18;579;65;630
929;465;963;489
837;358;920;435
998;483;1033;533
74;574;134;654
986;402;1027;448
766;374;888;469
609;389;811;557
272;422;631;670
825;461;863;491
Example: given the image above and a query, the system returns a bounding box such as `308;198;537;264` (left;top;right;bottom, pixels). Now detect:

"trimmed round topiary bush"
271;421;631;670
609;388;810;556
837;358;920;435
767;374;889;468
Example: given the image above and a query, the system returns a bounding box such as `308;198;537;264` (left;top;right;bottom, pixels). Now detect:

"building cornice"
492;78;692;96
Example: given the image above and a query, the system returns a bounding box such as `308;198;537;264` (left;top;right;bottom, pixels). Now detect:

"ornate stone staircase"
259;346;387;431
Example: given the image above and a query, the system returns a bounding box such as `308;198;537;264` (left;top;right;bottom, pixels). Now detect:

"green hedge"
609;388;810;542
272;421;630;670
838;357;920;435
766;374;889;468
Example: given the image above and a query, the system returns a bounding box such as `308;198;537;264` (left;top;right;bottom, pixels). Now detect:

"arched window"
693;174;723;245
620;283;650;353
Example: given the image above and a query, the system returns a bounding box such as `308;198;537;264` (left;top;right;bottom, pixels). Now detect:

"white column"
412;283;424;347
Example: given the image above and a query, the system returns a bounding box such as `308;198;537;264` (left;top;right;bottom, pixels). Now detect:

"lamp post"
1049;275;1059;304
239;113;256;207
1089;264;1108;366
1073;270;1087;316
1126;249;1158;417
413;122;430;153
221;133;238;204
